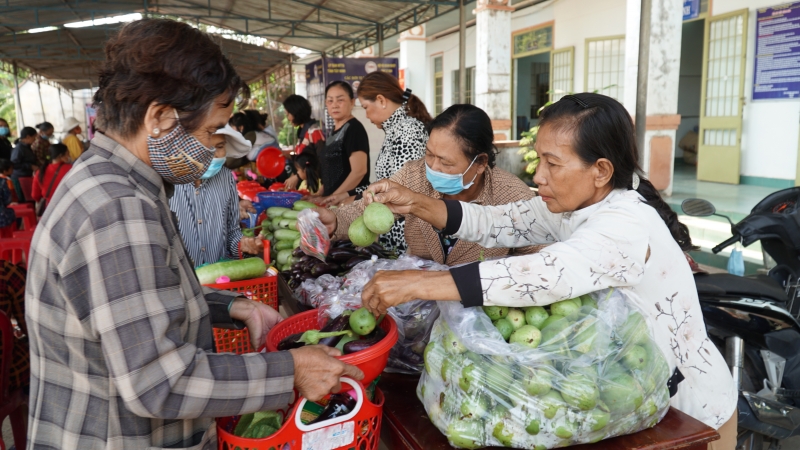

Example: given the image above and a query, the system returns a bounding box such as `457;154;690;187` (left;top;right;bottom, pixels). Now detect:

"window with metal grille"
704;14;744;117
550;47;574;102
434;56;443;115
451;67;475;105
585;36;625;101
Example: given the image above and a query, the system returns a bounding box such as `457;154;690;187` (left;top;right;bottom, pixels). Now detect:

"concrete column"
398;25;427;107
474;0;513;141
624;0;683;195
292;64;307;98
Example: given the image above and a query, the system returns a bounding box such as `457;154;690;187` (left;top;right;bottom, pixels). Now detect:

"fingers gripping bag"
316;255;448;373
417;289;672;449
296;209;330;262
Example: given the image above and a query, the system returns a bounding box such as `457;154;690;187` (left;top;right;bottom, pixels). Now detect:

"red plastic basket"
265;310;398;386
207;242;278;355
217;377;383;450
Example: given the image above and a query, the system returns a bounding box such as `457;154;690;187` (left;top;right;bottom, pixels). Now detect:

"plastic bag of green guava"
417;288;672;449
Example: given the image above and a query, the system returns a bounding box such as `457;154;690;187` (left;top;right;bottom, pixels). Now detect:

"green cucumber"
274;229;301;241
293;238;301;248
196;258;266;285
267;207;292;218
279;218;292;229
287;220;297;230
282;210;300;220
277;249;294;266
275;240;295;251
271;217;283;229
293;200;317;211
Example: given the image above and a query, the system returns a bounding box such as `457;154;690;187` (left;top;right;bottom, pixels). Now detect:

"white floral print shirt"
453;189;737;429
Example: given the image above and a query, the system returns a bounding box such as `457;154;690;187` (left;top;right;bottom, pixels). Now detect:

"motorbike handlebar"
712;235;740;254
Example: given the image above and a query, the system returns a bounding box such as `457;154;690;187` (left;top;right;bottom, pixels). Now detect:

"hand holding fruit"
240;237;264;255
313;207;338;236
363;180;419;215
239;199;257;221
289;345;364;401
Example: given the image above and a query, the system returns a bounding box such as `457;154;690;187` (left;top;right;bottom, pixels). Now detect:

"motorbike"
682;187;800;450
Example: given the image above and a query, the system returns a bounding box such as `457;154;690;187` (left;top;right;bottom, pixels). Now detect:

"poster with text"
754;2;800;100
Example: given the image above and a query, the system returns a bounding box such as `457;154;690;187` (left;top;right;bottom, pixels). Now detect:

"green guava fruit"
581;294;598;309
441;356;463;383
588;408;611;431
550;298;581;317
460;391;491;419
506;308;526;331
424;341;445;378
483;306;509;321
618;312;650;346
458;363;484;393
524;306;549;329
492;421;514;447
484;364;514;397
446;419;484;449
443;330;467;355
522;367;553;396
555;421;576;439
540;316;571;345
558;372;599;411
621;345;648;371
509;325;542;349
525;418;541;435
493;319;514;341
348;216;377;247
540;390;566;419
600;372;644;415
362;201;394;234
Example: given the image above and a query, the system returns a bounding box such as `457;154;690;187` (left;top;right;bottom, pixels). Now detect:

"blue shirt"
169;168;242;266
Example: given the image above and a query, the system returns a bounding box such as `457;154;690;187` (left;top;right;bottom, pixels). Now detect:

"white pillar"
293;64;307;98
398;25;427;106
474;0;513;141
624;0;683;195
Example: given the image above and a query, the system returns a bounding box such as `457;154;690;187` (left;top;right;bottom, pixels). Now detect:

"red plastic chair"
0;224;16;240
0;310;26;450
0;239;31;268
11;231;33;241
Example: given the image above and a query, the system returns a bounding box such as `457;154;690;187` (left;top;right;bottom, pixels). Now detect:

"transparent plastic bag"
315;255;448;372
418;289;672;449
297;209;330;262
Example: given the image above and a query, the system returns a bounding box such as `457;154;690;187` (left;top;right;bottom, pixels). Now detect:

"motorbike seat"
694;273;789;302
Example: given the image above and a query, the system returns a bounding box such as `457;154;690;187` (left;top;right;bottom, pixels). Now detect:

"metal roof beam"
284;0;379;24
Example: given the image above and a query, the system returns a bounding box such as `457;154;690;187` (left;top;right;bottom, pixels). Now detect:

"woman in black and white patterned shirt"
355;71;433;253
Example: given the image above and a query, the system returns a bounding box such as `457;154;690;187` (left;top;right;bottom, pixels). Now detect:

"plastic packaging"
296;208;330;262
312;255;449;373
728;242;745;276
418;289;672;449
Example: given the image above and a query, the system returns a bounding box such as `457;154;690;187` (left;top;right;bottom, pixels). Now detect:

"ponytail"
357;71;433;125
539;93;695;251
405;94;433;125
635;177;694;251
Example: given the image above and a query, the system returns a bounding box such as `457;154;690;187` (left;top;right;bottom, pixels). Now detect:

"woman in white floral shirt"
355;94;737;448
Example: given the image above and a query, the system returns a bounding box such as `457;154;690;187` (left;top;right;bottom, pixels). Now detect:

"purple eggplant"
317;313;352;347
343;327;386;354
343;256;370;270
310;262;340;277
329;248;360;263
277;332;307;350
292;247;305;257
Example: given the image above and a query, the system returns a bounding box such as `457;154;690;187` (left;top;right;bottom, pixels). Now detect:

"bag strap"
44;164;63;198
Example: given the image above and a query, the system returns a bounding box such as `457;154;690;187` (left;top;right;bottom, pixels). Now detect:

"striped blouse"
169;168;242;267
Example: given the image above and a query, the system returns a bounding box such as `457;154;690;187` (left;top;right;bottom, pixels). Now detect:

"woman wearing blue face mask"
0;118;12;160
316;104;539;266
169;124;264;265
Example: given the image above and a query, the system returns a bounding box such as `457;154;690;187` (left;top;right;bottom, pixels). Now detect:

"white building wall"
18;82;91;141
713;0;799;182
425;26;477;112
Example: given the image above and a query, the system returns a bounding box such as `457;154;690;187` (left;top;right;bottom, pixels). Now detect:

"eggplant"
292;247;305;257
298;273;315;282
329;248;360;263
343;256;370;270
310;262;340;277
317;313;352;346
358;245;387;258
277;332;307;350
343;327;386;354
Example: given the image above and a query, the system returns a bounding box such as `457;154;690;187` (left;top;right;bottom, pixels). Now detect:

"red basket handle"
292;378;365;432
238;238;271;266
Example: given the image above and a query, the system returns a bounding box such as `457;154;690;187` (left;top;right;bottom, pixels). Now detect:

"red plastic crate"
217;377;383;450
207;242;278;355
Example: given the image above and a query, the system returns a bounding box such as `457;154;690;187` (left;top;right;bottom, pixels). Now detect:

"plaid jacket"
25;133;294;449
333;159;540;265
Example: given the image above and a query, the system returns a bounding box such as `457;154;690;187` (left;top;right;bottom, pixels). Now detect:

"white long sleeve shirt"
446;189;737;429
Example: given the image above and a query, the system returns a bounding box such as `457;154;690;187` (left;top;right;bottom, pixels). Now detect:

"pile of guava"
348;201;395;247
417;291;672;449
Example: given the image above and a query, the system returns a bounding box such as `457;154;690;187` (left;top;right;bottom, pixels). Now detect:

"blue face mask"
0;127;8;137
201;157;226;180
425;155;479;195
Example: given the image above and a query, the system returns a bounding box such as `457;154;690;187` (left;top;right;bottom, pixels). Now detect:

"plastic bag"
315;255;448;372
297;209;330;262
418;289;672;449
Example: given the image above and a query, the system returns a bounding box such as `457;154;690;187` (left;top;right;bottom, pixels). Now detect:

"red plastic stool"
12;209;36;231
0;238;31;267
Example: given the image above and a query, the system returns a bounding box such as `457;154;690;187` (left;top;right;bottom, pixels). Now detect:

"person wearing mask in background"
294;152;323;195
317;104;538;266
319;81;370;205
32;121;54;167
11;127;39;177
26;19;362;449
0;119;13;160
31;143;72;212
0;159;16;229
282;94;325;190
61;116;84;162
170;124;264;266
355;71;432;253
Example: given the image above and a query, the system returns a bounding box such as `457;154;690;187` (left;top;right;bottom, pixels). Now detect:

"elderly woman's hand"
361;270;461;315
240;237;264;255
289;346;364;401
363;180;422;215
239;199;256;221
320;191;350;207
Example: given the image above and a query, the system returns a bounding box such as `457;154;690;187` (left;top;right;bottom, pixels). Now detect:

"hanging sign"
683;0;700;20
753;2;800;100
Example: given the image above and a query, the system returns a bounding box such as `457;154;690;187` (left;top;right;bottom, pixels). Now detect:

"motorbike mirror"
681;198;716;217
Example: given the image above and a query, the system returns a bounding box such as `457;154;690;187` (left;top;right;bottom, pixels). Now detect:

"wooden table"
379;373;720;450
